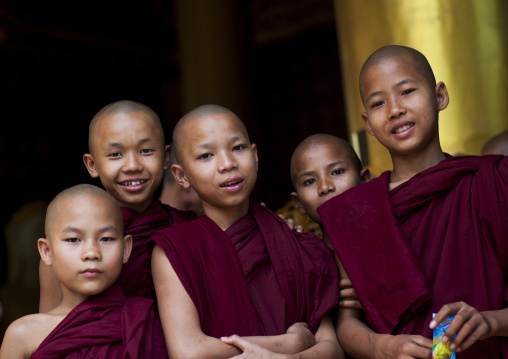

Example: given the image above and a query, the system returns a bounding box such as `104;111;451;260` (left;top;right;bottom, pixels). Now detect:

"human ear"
435;82;449;111
122;234;133;264
361;112;375;136
163;144;171;171
360;168;371;183
83;154;99;178
171;164;191;189
251;143;259;170
290;192;306;215
38;238;53;266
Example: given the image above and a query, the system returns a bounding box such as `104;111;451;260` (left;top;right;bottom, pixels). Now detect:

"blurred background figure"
159;145;204;217
482;129;508;156
0;201;47;335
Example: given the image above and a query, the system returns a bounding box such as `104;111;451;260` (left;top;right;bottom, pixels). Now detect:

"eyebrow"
365;78;416;103
194;135;244;150
62;225;120;234
107;138;152;148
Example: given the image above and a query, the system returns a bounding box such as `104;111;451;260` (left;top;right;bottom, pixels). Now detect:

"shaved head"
89;100;164;154
172;104;248;163
290;134;362;187
359;45;436;102
45;184;122;238
482;129;508;156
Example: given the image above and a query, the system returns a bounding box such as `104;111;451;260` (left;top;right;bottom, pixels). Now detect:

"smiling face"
39;191;132;301
360;54;448;158
291;138;367;224
83;111;170;213
172;112;258;222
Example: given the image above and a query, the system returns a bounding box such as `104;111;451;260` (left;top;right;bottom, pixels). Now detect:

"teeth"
221;180;241;187
394;124;413;133
123;180;145;186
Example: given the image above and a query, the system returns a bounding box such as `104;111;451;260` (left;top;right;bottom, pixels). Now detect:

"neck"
389;142;445;190
202;200;250;231
50;287;88;315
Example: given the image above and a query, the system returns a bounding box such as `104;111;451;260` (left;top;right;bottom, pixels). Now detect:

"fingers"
409;335;433;350
221;334;248;351
339;287;357;298
430;302;491;352
296;225;303;233
339;299;363;310
339;278;353;288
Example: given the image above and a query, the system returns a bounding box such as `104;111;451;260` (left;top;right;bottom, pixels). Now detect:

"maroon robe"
318;155;508;358
32;285;168;359
117;200;193;299
151;203;339;338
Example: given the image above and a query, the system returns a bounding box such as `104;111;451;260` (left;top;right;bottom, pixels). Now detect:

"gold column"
334;0;508;175
173;0;252;121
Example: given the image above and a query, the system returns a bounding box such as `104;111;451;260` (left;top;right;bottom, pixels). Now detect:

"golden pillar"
173;0;252;121
334;0;508;175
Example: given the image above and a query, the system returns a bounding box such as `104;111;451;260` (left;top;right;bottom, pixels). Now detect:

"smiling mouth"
220;179;242;187
392;123;414;134
120;180;147;186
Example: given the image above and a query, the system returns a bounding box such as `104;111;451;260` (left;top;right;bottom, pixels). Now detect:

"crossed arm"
151;244;343;358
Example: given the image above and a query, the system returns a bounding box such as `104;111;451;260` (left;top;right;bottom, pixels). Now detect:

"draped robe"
152;203;339;337
32;285;167;359
117;200;193;299
318;155;508;358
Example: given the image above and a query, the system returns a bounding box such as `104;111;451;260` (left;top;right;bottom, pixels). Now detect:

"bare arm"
335;261;431;359
222;315;343;359
0;316;40;359
152;245;320;358
38;259;62;313
152;244;242;359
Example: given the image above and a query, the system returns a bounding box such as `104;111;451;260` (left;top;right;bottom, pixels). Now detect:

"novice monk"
0;184;167;358
482;129;508;156
39;100;193;312
290;133;370;311
318;45;508;358
151;105;343;358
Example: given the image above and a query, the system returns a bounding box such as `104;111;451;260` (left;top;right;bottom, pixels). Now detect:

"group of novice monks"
0;44;507;359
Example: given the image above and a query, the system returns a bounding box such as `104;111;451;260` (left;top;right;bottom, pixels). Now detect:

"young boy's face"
360;55;448;157
84;111;170;213
172;113;258;215
39;194;132;299
291;141;367;224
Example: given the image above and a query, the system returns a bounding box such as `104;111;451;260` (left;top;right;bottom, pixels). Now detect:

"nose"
217;151;238;173
319;177;336;196
123;152;143;173
82;240;101;261
388;97;407;119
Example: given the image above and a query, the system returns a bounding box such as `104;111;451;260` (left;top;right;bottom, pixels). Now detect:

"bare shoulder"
0;312;64;359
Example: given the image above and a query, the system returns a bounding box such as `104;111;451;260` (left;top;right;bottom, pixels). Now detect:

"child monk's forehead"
89;101;164;152
45;184;122;236
360;45;436;95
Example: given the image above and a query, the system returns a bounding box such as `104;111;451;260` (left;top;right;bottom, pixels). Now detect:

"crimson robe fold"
32;285;168;358
151;203;339;338
117;200;193;299
318;155;508;358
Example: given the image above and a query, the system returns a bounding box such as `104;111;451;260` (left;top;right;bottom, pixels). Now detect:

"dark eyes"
140;149;153;154
65;238;80;243
303;178;316;186
371;101;384;109
332;169;345;175
402;88;415;95
107;152;122;158
100;237;114;242
198;153;212;160
233;145;245;151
